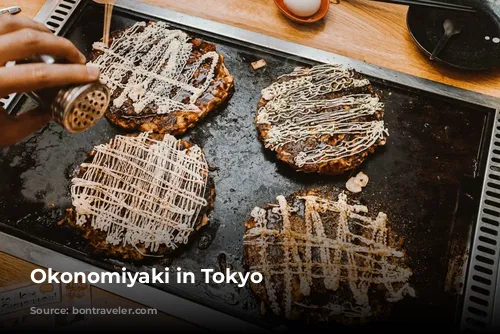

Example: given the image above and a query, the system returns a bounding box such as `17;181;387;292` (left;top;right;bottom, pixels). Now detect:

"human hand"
0;14;100;146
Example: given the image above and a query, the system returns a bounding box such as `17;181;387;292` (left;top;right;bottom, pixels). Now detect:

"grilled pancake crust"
89;22;234;135
244;189;414;325
256;65;387;175
66;133;215;261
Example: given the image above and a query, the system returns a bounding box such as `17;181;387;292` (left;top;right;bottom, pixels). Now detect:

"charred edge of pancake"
64;133;216;262
256;72;386;175
243;189;407;325
89;22;235;136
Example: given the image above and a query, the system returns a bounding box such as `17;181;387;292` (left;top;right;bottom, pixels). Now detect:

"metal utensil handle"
31;54;56;65
25;55;57;105
430;33;452;60
0;6;21;15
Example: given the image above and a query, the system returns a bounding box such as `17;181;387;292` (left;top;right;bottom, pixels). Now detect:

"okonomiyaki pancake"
244;189;415;324
256;64;388;174
66;132;215;261
89;21;235;135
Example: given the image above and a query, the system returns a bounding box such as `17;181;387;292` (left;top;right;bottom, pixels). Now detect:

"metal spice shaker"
25;55;110;133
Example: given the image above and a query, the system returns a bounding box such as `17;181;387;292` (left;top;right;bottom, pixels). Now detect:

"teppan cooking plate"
1;0;500;331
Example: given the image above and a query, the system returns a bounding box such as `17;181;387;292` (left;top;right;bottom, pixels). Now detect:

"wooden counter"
1;0;500;97
0;0;498;328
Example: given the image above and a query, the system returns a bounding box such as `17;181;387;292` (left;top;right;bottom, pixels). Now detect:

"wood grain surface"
0;0;499;98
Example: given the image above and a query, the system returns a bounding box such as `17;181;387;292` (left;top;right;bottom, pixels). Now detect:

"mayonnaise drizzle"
90;21;220;115
244;192;415;319
71;133;209;252
257;64;388;167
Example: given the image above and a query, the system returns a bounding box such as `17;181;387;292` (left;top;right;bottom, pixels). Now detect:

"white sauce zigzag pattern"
244;192;415;319
90;21;219;115
257;64;388;168
71;132;209;253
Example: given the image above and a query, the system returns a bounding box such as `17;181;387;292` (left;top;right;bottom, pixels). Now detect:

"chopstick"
95;0;115;47
371;0;476;13
103;4;111;46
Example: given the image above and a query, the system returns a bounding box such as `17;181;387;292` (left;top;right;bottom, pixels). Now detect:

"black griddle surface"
0;1;495;330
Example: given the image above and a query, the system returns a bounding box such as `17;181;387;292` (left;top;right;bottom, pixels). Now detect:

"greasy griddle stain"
256;68;386;175
65;133;216;261
244;188;413;325
89;22;235;136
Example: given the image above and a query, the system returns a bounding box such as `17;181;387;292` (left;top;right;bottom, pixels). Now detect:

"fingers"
0;29;86;65
0;14;51;35
0;64;100;97
0;107;52;147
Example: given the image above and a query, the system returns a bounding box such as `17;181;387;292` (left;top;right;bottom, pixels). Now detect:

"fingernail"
87;65;100;80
